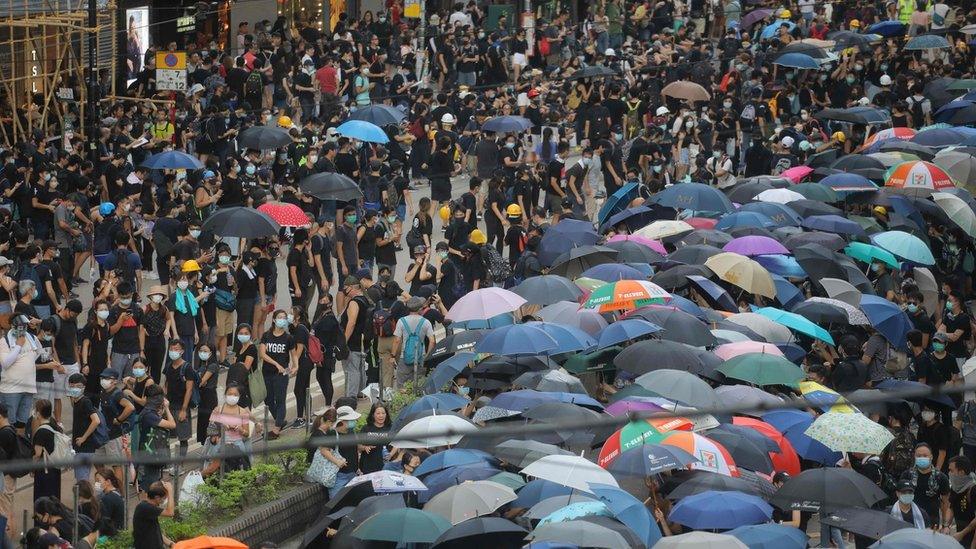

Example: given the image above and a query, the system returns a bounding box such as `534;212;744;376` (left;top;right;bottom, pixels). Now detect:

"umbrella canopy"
537;301;609;335
821;172;877;192
860;294;914;349
657;432;739;477
704;253;776;298
770;467;887;513
754;307;835;344
582;279;671;312
537;501;613;525
715;385;784;415
740;8;774;28
567;65;618;79
256;202;310;227
412;448;495;476
236;125;292;149
772;53;819;69
599;182;642;226
431;517;528;549
717;353;805;386
173;537;247;549
607;234;668;254
480;115;533;132
598;418;693;467
669;244;725;265
761;410;842;465
601;241;664;265
627;306;716;346
932;192;976;238
347;104;406;125
446;287;527;322
548;245;618;278
538;220;602;266
804;411;895;454
493;440;574;469
652;182;735;212
669;491;773;530
871;528;963;548
201;207;281;238
686;275;738;312
525;493;599;519
345;470;427;493
729;524;807;549
596;319;663;349
423;481;516;525
794;297;870;325
526;520;633;549
512;275;583;306
733;417;801;475
661;80;711;102
336;120;390;143
522;455;618;491
723;236;790;256
142;150;205;170
819;277;863;306
396;414;477;448
904;33;951;50
715;211;779;231
655;532;748;549
352;508;451;543
713;342;783;360
605;443;699;478
635;220;695;240
706;430;775;474
845;242;900;268
635;369;719;410
801;214;867;237
820;507;911;540
793;182;841;202
726;312;794;343
739;202;803;227
590;484;664;547
300;172;364;201
885;161;955;193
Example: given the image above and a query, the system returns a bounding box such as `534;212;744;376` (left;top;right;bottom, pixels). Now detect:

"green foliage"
96;529;132;549
388;377;427;418
162;514;208;541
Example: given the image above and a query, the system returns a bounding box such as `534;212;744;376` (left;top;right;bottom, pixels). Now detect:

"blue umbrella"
413;449;498;477
418;464;502;503
934;100;975;123
538;220;601;266
771;274;804;308
755;306;835;344
715;211;778;231
911;128;966;147
481;115;534;133
686;275;738;312
859;294;913;350
651;182;735;213
525;321;598;354
336;119;390;143
663;295;712;321
761;20;796;39
738;202;802;227
711;424;780;453
580;263;646;282
347;104;406;126
598;182;641;227
755;254;807;278
396;393;470;427
488;389;603;413
424;352;476;394
820;173;876;192
600;206;667;233
603;444;698;478
597;319;663;349
476;324;559;356
729;524;808;549
773;53;819;70
866;21;906;37
590;484;663;547
141;150;204;170
801;215;867;237
905;34;950;50
875;378;956;409
624;263;654;277
451;313;516;331
776;342;808;364
669;490;773;530
538;502;613;525
761;409;842;465
886;195;927;231
514;479;576;508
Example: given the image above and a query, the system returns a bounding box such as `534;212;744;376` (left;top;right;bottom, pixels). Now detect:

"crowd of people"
0;0;976;547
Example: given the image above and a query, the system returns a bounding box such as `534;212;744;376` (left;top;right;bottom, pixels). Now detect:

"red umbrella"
257;202;310;227
732;416;801;475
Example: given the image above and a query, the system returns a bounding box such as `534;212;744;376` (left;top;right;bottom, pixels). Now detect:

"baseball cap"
413;245;428;255
100;368;121;380
355;268;373;280
781;136;795;148
0;257;12;268
343;275;360;287
896;480;914;492
414;284;436;299
933;332;949;343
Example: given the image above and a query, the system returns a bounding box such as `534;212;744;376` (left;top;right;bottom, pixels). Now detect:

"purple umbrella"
605;399;669;417
723;235;790;256
740;8;774;28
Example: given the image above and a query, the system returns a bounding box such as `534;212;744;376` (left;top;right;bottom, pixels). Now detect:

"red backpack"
307;331;325;365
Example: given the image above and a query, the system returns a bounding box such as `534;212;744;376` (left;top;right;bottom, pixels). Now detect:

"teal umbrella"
871;230;936;265
843;242;900;269
352;508;451;543
754;307;835;344
539;501;613;525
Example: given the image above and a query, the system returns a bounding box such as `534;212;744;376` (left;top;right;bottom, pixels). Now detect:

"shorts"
431;179;452;202
36;381;58;403
215;308;236;338
169;404;192;441
512;53;528;67
0;393;33;426
95;436;125;459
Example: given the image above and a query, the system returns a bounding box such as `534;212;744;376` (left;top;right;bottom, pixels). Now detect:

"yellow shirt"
152;121;174;141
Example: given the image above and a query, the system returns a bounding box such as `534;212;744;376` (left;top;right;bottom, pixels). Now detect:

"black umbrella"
668;245;724;265
726;181;776;203
786;199;844;218
471;356;555;382
600;205;673;233
924;76;958;109
300;172;365;201
705;431;775;475
492;440;574;468
612;340;703;375
567;65;617;80
727;226;779;240
429;330;489;362
604;241;665;264
347;104;406;126
815;106;890;124
794;244;849;281
737;175;792;188
522;402;603;424
820;507;912;540
805;149;839;169
432;517;528;549
651;264;714;290
667;470;764;499
878;140;936;160
676;229;734;247
512;275;583;306
237;125;292;150
626;306;717;347
832;154;886;172
686;347;726;382
907;196;950;222
770;468;887;512
782;231;846;252
201;207;281;238
790;300;849;324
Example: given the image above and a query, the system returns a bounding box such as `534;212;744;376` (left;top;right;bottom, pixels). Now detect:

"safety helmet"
780;9;791;18
469;229;487;245
99;202;116;216
506;204;523;217
441;113;457;125
439;205;451;222
181;259;202;273
278;115;292;128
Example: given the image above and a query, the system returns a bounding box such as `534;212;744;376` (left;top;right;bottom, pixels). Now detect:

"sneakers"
289;418;308;429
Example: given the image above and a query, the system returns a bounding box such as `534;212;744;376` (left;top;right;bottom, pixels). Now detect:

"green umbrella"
792;183;839;202
947;79;976;91
717;353;805;386
489;471;528;491
352;508;451;543
575;277;607;292
843;242;900;269
871;230;936;265
848;215;885;234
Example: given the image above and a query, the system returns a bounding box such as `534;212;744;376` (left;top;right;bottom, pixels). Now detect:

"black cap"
414;284;436;299
896;481;914;493
100;368;121;380
413;245;428;255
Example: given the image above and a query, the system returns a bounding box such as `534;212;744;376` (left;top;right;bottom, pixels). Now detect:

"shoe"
72;277;88;285
266;430;281;440
289;418;307;429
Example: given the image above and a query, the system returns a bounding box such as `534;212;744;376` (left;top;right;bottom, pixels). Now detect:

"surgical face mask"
169;350;182;360
94;481;104;493
439;251;449;260
41;334;52;341
274;317;289;329
846;75;855;84
906;303;918;313
801;113;810;121
198;351;211;361
898;493;914;505
189;229;202;239
854;64;863;72
151;295;164;304
712;151;721;158
346;214;358;224
685;121;694;129
67;386;84;398
208;274;218;284
582;157;593;167
458;386;470;396
947;301;955;311
100;379;114;390
916;456;932;469
870;263;881;273
120;298;133;306
219;255;231;265
237;334;251;344
286;314;295;324
506;142;516;149
177;280;189;290
132;368;146;378
225;395;240;406
723;101;732;108
387;215;397;224
96;310;110;320
33;288;39;300
653;165;663;173
614;133;623;141
478;32;485;39
933;342;946;352
246;165;256;176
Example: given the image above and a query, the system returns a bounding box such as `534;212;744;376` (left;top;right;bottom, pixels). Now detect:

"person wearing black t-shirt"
67;373;100;480
259;310;295;439
31;399;62;501
287;229;315;318
132;481;175;549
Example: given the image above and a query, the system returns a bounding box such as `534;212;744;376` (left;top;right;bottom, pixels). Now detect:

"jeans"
263;372;288;428
180;335;195;364
110;352;141;378
34;305;51;320
0;392;33;426
343;351;366;398
74;453;93;482
595;31;609;55
458;71;477;87
329;471;356;499
819;512;846;549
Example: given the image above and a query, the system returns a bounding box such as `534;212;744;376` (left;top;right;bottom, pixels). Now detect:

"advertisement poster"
125;7;150;82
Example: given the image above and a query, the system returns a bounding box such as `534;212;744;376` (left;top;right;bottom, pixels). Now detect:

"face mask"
458;386;470;396
614;133;623;141
712;151;721;158
225;395;240;406
801;113;810;121
653;165;663;173
286;314;295;324
478;32;485;39
346;214;358;224
246;165;256;176
169;350;182;360
871;263;881;273
100;379;113;390
308;155;318;164
506;142;516;149
208;275;218;284
94;481;104;493
41;334;52;341
898;493;914;505
933;342;946;352
237;334;251;344
150;295;164;304
177;280;189;290
274;318;289;329
439;251;449;260
916;456;932;469
947;301;955;311
582;157;592;167
907;303;918;313
33;288;39;300
387;215;397;224
132;368;146;378
96;310;110;320
120;298;133;307
685;121;694;129
67;386;84;398
854;64;863;72
189;229;202;239
846;76;855;84
219;255;231;265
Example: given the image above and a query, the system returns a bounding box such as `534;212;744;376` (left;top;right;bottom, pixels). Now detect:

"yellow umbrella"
634;220;694;241
703;252;776;299
798;381;857;414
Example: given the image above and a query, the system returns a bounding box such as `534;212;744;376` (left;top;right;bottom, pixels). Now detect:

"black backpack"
482;245;512;284
1;425;34;477
371;297;397;338
908;97;927;127
245;71;264;100
93;219;120;255
16;263;42;295
112;249;137;284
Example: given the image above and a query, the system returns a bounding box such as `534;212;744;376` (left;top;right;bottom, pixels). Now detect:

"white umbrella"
711;329;752;343
913;267;940;318
725;312;794;343
755;188;806;204
395;414;478;448
634;220;695;240
654;531;749;549
715;384;785;412
422;481;516;524
521;454;618;491
932;192;976;239
805;297;871;325
819;278;862;307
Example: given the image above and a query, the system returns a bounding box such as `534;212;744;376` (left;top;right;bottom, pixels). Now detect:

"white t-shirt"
0;334;39;394
394;315;434;360
798;0;816;14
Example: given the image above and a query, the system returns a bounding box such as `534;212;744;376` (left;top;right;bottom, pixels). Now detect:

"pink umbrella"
713;341;785;360
685;217;719;229
607;234;667;255
445;287;527;322
781;165;814;183
605;399;669;417
722;236;790;256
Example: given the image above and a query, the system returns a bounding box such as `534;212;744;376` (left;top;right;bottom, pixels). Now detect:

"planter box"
210;483;326;546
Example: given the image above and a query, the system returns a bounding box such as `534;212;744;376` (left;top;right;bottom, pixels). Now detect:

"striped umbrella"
884;161;955;193
862;127;916;149
582;280;671;312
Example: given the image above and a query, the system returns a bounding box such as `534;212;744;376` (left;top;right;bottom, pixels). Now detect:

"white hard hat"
879;74;892;86
781;136;795;148
605;48;616;57
656;106;670;116
440;113;456;124
857;97;870;106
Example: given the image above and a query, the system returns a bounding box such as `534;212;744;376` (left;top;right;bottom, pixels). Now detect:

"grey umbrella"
613;340;704;376
627;306;717;347
536;301;609;335
668;244;725;265
871;528;963;548
549;245;619;278
513;370;588;394
512;275;583;306
492;439;574;468
423;481;517;525
667;471;763;500
821;507;911;540
526;520;634;549
525;494;600;519
634;369;719;410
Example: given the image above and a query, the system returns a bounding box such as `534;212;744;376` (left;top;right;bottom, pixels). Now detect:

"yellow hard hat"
832;131;847;143
181;259;201;273
469;229;487;245
439;205;451;222
780;9;791;18
850;19;860;28
277;115;292;128
506;204;523;217
873;206;887;217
